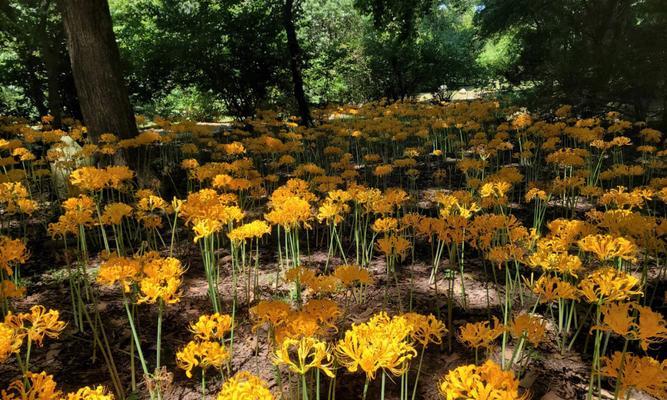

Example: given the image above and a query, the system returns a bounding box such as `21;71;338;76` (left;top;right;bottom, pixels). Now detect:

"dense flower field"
0;101;665;399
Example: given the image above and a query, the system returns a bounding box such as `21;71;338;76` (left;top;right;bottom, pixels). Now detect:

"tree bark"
661;86;667;131
282;0;312;126
62;67;82;121
37;22;64;127
57;0;137;140
23;52;49;118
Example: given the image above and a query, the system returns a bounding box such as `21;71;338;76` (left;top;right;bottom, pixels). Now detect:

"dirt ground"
2;221;663;400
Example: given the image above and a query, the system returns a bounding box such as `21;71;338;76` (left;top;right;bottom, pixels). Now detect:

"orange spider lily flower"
457;317;505;351
601;352;666;399
403;312;447;347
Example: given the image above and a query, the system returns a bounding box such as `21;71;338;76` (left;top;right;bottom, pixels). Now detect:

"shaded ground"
2;226;663;400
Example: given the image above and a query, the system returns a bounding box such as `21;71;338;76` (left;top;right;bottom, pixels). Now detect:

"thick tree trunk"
57;0;137;140
282;0;312;126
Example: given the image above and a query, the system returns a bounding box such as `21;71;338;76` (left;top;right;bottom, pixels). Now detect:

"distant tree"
299;0;371;104
477;0;667;119
111;0;287;119
354;0;433;39
282;0;312;125
355;0;482;99
0;0;80;124
58;0;137;139
354;0;431;99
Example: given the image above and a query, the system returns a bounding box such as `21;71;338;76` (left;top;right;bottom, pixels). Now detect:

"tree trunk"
282;0;312;126
38;25;64;128
57;0;137;140
62;68;82;121
23;53;48;118
661;86;667;131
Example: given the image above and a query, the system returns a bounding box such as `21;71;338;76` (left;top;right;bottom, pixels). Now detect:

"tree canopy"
476;0;667;117
0;0;665;123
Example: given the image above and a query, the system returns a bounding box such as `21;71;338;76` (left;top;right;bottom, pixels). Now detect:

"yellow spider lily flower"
137;257;184;305
578;267;641;303
0;322;23;363
457;317;505;351
403;312;447;347
509;314;547;347
601;352;666;399
2;371;63;399
66;385;115;400
335;312;416;380
438;360;528;400
274;336;335;377
189;313;234;342
217;371;274;400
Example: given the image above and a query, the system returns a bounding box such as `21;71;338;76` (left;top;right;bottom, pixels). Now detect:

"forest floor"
1;220;660;400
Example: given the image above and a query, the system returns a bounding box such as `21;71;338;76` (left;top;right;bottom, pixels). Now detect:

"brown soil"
1;227;662;400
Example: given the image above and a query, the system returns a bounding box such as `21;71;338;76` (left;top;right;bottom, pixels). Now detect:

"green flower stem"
362;377;369;400
411;346;426;400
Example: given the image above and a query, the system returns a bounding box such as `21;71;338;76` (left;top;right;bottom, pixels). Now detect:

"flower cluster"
176;313;233;378
438;360;528;399
217;371;273;400
1;371;115;400
335;312;417;380
137;256;184;304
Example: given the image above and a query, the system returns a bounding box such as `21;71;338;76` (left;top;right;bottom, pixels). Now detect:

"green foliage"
134;85;227;121
300;0;372;104
2;0;664;121
299;0;487;103
477;30;520;80
357;0;484;99
110;0;488;114
111;0;287;118
354;0;434;38
0;85;32;117
476;0;667;117
0;0;80;122
0;43;37;117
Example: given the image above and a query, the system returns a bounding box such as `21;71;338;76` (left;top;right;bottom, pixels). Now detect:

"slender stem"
501;264;510;369
122;295;150;376
230;294;236;365
302;374;309;400
613;339;629;400
25;338;32;372
130;336;136;392
587;306;602;400
381;372;386;400
169;211;179;257
156;299;163;371
411;346;426;400
201;369;206;400
508;335;525;368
